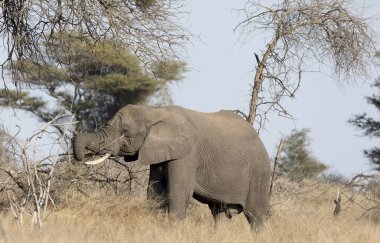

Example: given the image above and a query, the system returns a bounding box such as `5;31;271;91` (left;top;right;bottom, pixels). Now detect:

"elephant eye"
123;129;131;137
120;143;128;152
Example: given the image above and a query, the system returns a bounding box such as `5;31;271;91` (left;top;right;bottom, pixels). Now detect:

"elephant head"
73;105;195;165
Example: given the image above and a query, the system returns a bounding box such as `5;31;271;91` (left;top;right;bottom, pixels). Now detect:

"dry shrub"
0;129;28;211
0;119;150;230
347;174;380;224
50;159;150;205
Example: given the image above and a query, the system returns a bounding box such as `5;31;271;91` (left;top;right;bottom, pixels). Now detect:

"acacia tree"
0;39;185;209
0;37;186;132
235;0;376;129
280;128;327;180
0;0;190;83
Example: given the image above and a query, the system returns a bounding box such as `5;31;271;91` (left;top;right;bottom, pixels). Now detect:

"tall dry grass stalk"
1;180;380;243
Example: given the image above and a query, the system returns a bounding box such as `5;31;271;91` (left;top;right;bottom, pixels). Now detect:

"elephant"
73;105;271;231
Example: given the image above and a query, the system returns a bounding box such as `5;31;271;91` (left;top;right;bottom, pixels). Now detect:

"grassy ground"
1;180;380;243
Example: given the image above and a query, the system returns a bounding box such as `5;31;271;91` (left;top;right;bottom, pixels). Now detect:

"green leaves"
280;129;327;180
349;77;380;171
0;89;45;111
151;60;187;81
2;35;186;131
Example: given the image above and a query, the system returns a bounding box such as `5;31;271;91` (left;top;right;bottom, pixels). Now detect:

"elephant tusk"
85;153;111;165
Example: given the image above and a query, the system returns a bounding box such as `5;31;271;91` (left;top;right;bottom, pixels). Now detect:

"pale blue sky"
1;0;380;177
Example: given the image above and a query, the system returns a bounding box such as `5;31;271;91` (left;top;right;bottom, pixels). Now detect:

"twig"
221;109;249;121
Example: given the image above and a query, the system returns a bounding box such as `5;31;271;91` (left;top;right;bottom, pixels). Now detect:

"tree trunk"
248;29;281;126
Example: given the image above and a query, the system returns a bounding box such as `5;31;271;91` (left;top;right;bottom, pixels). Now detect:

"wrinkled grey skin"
73;105;271;231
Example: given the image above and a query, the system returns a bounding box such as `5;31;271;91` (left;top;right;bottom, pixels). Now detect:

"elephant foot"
244;211;265;233
168;208;186;220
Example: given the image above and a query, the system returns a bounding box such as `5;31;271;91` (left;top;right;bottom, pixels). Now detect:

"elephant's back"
161;106;269;169
192;110;264;150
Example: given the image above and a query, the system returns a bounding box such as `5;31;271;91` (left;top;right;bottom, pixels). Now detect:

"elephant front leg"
167;160;195;219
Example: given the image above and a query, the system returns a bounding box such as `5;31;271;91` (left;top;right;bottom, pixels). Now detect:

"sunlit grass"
1;180;380;243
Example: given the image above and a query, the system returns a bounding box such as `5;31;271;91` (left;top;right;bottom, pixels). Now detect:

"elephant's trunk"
73;125;118;161
74;133;95;161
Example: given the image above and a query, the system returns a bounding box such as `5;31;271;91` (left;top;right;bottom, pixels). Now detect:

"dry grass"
1;180;380;243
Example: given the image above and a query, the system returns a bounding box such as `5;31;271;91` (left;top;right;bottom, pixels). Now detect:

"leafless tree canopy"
0;0;190;83
235;0;377;128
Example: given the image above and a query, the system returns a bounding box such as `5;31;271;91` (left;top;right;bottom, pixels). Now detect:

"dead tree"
235;0;376;129
269;138;284;199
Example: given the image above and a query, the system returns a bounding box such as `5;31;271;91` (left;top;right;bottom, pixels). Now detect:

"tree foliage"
280;129;327;180
0;37;186;131
235;0;377;129
0;0;190;83
349;74;380;171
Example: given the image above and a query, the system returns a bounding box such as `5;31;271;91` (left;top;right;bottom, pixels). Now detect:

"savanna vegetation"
1;169;380;243
1;123;380;243
1;0;380;242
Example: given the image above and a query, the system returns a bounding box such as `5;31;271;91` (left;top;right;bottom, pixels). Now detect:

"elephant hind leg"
243;152;271;232
244;209;265;232
244;193;269;232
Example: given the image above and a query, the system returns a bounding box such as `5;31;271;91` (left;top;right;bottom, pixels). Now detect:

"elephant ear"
137;115;195;165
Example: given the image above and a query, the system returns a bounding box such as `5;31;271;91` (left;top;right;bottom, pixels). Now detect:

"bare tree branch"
0;112;74;228
0;0;191;84
236;0;377;129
